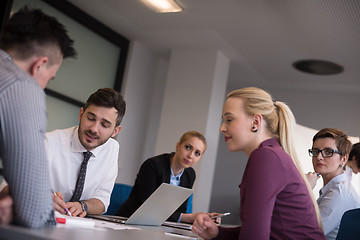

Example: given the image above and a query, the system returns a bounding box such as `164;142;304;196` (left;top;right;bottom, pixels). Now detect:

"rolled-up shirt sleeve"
89;141;119;211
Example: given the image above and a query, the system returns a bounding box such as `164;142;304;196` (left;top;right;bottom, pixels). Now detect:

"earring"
340;164;344;168
252;127;257;133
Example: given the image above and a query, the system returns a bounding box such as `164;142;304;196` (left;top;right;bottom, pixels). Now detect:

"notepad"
88;183;193;226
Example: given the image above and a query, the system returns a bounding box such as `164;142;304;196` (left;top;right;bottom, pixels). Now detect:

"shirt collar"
319;173;347;196
70;126;108;158
170;167;184;180
258;138;281;148
0;50;12;63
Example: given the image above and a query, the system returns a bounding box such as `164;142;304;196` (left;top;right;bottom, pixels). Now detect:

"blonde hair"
179;131;207;153
227;87;323;229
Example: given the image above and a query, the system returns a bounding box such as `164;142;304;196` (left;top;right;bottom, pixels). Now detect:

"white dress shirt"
345;166;353;181
318;173;360;240
45;126;119;211
169;167;185;222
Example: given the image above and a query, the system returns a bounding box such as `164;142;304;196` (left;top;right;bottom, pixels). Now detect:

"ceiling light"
141;0;183;13
293;59;344;75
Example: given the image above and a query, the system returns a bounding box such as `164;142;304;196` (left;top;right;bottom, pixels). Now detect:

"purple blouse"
214;138;325;240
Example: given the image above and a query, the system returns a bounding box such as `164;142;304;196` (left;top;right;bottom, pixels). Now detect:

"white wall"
268;87;360;138
115;41;168;185
153;49;229;213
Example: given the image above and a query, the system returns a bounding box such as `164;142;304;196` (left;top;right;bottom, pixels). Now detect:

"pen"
211;212;230;219
52;190;72;216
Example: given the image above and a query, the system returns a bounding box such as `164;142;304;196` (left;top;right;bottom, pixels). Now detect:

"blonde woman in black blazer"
117;131;214;223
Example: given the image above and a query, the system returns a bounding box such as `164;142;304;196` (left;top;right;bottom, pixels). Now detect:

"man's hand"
0;193;13;225
66;202;86;217
52;192;70;215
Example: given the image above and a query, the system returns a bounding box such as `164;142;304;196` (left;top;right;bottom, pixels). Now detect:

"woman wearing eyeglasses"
306;128;360;240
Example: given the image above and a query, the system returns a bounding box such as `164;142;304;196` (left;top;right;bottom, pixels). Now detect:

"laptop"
87;183;193;226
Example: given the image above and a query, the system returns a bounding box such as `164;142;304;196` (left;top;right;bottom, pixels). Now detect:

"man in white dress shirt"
48;88;126;217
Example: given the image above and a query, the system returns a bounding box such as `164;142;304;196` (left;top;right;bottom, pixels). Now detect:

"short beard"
78;125;109;151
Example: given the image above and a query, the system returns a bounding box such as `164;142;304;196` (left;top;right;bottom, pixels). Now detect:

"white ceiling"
68;0;360;93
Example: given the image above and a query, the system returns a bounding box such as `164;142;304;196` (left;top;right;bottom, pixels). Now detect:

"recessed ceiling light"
141;0;183;13
293;59;344;75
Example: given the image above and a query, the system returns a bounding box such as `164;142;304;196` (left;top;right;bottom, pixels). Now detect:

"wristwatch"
78;200;88;214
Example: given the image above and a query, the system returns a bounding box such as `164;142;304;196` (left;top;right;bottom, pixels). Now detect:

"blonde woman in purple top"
192;87;325;239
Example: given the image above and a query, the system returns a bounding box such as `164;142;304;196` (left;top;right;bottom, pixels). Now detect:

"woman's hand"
209;212;222;225
181;212;206;223
192;213;219;240
181;212;222;225
305;172;320;189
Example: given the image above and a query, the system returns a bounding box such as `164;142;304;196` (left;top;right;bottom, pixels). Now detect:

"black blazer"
116;153;195;222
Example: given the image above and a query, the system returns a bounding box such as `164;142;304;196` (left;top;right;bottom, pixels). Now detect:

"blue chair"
336;208;360;240
186;194;193;213
104;183;132;215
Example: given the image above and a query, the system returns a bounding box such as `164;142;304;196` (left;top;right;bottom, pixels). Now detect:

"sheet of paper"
55;211;96;229
55;211;140;230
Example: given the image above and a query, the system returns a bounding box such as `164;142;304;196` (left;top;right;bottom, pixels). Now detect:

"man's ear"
79;107;85;122
111;126;122;138
30;56;48;76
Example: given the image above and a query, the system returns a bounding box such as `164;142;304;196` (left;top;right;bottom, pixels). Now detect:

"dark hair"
84;88;126;127
312;128;352;156
0;7;76;62
349;143;360;169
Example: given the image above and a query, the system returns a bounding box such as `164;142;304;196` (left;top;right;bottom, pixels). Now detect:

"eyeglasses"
308;148;342;158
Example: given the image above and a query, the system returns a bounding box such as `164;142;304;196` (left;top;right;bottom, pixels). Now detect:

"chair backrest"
186;194;193;213
104;183;133;215
336;208;360;240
